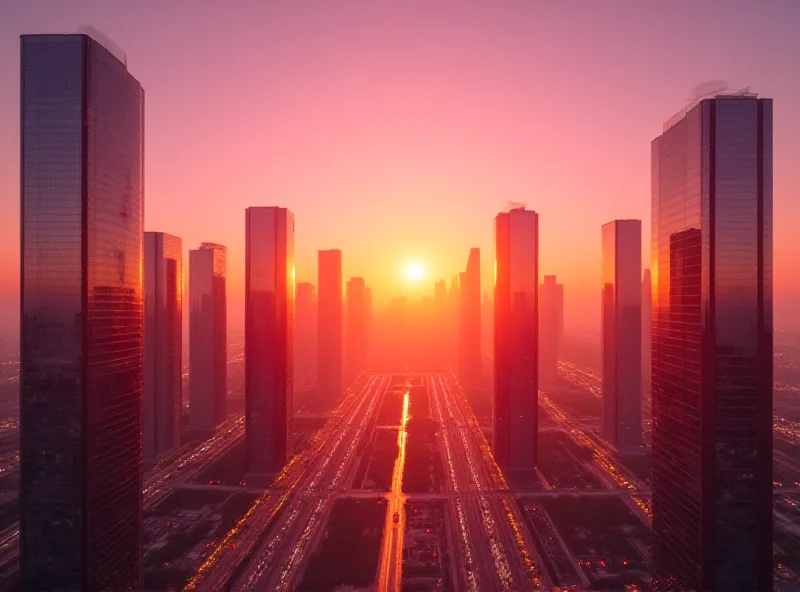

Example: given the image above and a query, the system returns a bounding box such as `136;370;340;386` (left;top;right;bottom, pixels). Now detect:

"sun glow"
405;261;425;282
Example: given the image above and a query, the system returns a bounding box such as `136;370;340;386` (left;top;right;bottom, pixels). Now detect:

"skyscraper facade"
494;208;539;477
318;250;343;406
294;282;316;392
245;207;295;475
346;277;369;383
20;32;144;589
651;94;772;591
601;220;642;449
459;248;481;388
642;268;652;400
144;232;183;466
538;275;564;393
189;242;227;438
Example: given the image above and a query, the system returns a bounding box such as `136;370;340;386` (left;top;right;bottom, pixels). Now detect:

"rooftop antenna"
506;201;526;211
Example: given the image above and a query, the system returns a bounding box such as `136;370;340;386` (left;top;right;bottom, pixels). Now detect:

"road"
375;384;410;592
429;373;549;592
187;373;390;591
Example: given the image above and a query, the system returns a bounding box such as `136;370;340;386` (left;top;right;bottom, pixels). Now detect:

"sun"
405;261;425;282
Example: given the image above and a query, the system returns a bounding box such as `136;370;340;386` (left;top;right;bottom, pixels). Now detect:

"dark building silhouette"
601;220;642;449
651;93;772;591
20;32;144;590
459;248;481;389
294;282;316;393
144;232;183;467
433;279;448;368
189;242;227;438
346;277;369;383
642;268;652;401
538;275;564;393
245;207;294;476
494;208;539;478
318;250;343;407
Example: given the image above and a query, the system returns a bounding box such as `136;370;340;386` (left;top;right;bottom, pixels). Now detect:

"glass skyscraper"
144;232;183;466
538;275;564;394
651;93;772;591
601;220;642;449
189;242;227;438
459;248;481;389
318;249;343;406
245;207;295;477
494;208;538;479
20;32;144;590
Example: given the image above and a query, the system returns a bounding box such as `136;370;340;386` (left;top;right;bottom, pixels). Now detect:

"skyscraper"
494;208;539;478
601;220;642;449
245;207;294;476
144;232;183;466
346;277;369;383
641;268;652;400
20;32;144;589
295;282;317;393
651;93;772;591
538;275;564;393
189;242;227;438
318;250;343;406
459;248;481;388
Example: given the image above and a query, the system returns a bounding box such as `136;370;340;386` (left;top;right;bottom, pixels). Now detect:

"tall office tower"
20;32;144;590
245;207;295;476
144;232;183;467
538;275;564;393
459;248;481;388
482;292;493;377
318;250;343;407
601;221;642;449
346;277;369;383
294;282;316;392
494;208;539;478
433;280;448;367
189;242;227;438
449;275;460;366
651;93;772;591
641;268;652;399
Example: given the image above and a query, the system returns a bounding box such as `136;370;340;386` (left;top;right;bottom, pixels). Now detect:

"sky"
1;0;799;332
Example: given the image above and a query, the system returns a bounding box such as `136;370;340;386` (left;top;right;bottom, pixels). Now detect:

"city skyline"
2;2;800;334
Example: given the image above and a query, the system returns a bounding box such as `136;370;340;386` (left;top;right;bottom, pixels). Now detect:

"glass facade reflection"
538;275;563;393
189;243;227;437
346;277;368;384
459;248;481;389
20;34;144;590
601;220;642;448
318;249;343;407
245;207;294;476
651;96;772;591
494;208;538;479
144;232;182;466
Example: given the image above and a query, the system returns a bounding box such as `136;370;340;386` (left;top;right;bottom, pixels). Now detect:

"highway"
375;384;410;592
187;373;390;591
429;373;549;592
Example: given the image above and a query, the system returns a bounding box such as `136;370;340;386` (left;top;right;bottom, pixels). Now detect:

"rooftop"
663;82;758;132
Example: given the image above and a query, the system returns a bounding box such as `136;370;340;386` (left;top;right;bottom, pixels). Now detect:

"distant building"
245;207;294;476
295;282;317;392
601;220;642;449
459;248;481;388
20;32;144;590
538;276;564;393
144;232;183;466
189;242;227;438
651;93;772;591
641;268;652;399
318;250;343;406
494;208;539;476
346;277;369;383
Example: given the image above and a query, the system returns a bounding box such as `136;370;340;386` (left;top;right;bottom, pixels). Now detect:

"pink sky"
1;1;799;332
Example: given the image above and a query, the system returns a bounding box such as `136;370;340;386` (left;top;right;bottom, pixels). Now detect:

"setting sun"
405;261;425;282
